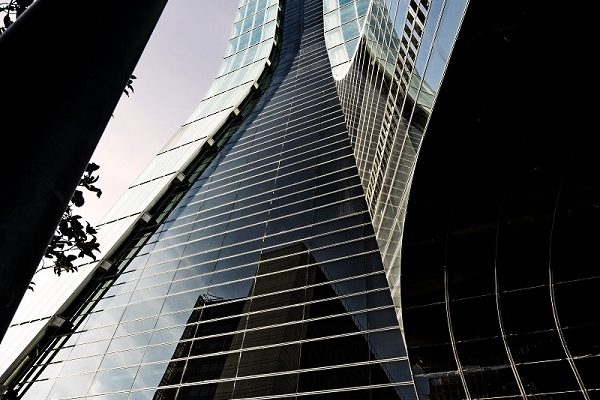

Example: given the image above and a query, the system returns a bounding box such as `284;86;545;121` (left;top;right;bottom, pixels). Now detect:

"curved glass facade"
323;0;468;341
4;1;598;399
323;0;371;79
4;0;414;398
0;0;280;383
401;0;600;398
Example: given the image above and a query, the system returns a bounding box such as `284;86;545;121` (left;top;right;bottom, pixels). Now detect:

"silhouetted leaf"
85;223;97;235
58;219;69;233
71;190;84;207
86;162;100;173
87;185;102;198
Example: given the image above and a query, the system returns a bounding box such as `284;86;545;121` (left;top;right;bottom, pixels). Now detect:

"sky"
80;0;239;226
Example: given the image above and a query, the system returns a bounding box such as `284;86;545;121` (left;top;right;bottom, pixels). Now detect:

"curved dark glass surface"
10;0;414;399
401;0;600;399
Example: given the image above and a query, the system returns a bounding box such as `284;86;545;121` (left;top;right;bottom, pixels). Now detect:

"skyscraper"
2;0;598;399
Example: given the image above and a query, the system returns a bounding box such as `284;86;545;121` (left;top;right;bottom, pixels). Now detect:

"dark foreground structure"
0;0;168;344
0;0;598;399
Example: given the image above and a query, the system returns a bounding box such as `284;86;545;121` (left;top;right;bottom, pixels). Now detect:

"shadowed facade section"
401;0;600;398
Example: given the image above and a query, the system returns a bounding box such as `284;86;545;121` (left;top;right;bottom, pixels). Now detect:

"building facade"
400;0;600;398
2;0;599;399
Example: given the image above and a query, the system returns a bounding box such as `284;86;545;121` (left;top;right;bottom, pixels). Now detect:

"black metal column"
0;0;168;341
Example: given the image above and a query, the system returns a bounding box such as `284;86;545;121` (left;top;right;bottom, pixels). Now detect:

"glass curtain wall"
322;0;468;344
0;0;280;380
8;0;416;399
401;0;600;398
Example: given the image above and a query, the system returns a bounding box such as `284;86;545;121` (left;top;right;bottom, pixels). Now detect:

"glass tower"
4;0;596;399
2;0;465;398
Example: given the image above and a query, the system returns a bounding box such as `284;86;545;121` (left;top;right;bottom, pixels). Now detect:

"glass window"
60;355;103;375
48;373;95;398
89;366;137;394
368;329;406;359
99;348;145;369
122;298;165;322
149;325;188;345
115;317;157;336
300;334;369;368
299;364;370;391
68;340;111;359
342;19;361;41
182;355;233;382
324;0;338;13
107;332;151;352
132;362;171;389
325;28;345;48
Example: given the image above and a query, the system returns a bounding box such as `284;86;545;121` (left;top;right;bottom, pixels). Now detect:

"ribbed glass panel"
0;0;281;382
8;0;416;399
324;1;469;396
326;0;467;329
323;0;372;79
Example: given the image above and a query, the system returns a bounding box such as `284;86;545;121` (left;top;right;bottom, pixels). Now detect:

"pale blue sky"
81;1;239;225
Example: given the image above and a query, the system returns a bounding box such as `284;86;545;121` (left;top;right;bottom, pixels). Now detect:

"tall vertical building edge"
1;0;598;399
